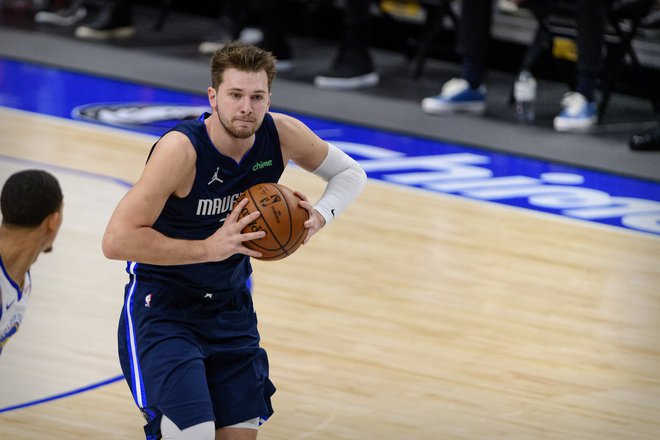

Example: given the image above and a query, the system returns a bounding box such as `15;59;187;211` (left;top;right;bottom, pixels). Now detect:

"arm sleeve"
312;143;367;225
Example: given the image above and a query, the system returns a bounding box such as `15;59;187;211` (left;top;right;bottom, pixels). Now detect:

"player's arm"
102;132;264;264
272;112;367;243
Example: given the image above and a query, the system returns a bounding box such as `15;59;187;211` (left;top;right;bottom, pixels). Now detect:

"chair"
515;0;658;120
600;0;659;119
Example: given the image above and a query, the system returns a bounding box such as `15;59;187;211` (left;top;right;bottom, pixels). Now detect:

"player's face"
210;68;270;139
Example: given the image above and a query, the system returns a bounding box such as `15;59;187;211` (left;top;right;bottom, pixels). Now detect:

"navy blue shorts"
117;277;275;439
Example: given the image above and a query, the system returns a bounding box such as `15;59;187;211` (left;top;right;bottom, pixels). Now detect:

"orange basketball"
237;182;309;261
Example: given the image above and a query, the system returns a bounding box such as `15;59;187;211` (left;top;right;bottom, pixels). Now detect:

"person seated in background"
56;0;293;69
33;0;132;40
313;0;380;90
74;0;135;41
197;1;252;55
421;0;607;133
198;0;294;72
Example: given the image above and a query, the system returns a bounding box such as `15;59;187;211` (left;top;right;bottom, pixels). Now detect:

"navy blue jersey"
132;112;285;292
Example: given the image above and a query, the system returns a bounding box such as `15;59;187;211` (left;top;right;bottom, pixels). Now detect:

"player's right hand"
205;198;265;260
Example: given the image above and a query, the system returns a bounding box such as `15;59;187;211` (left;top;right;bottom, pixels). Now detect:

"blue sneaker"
421;78;486;115
553;92;598;132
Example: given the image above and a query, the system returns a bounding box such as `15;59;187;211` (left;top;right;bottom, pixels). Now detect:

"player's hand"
205;198;265;260
294;190;325;244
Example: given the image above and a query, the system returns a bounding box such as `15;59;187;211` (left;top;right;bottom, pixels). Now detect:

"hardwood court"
0;107;659;439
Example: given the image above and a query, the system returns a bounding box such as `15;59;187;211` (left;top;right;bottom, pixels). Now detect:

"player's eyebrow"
226;87;268;95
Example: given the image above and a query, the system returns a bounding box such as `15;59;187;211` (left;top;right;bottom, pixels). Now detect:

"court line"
0;375;124;414
0;153;132;189
3;63;660;237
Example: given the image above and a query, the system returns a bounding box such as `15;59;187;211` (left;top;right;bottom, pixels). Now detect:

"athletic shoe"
314;48;379;90
640;8;660;38
198;28;293;72
74;7;135;41
198;27;265;54
239;27;265;46
35;5;86;26
630;127;660;151
421;78;486;115
198;17;249;55
198;37;233;55
553;92;598;132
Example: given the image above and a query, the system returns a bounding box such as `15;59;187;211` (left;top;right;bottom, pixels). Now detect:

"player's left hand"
294;190;325;244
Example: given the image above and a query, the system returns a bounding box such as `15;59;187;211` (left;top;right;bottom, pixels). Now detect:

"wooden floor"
1;107;659;439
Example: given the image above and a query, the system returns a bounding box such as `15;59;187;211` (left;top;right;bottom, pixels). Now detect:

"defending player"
0;170;64;355
102;41;366;439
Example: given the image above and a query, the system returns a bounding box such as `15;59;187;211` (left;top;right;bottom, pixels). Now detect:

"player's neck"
0;228;40;286
206;116;254;163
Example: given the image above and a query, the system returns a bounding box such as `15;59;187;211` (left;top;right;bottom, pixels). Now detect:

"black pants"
458;0;606;77
250;0;292;59
342;0;372;52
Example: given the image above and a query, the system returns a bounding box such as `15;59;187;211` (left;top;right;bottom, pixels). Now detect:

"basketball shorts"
117;278;275;439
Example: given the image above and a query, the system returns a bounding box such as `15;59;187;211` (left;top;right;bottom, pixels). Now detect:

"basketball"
237;182;309;261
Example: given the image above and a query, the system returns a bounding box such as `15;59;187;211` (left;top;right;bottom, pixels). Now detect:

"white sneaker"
198;28;264;55
553;92;598;132
198;40;227;55
35;6;86;26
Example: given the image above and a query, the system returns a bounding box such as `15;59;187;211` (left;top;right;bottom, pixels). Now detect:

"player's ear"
45;207;63;232
208;87;217;106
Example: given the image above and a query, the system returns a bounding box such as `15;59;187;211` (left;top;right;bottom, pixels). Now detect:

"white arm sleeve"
312;143;367;226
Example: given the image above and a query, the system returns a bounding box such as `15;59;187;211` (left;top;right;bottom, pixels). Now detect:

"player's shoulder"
148;130;197;166
269;112;309;137
156;130;196;152
269;111;303;127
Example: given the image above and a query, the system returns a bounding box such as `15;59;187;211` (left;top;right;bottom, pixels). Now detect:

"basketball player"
102;41;366;440
0;170;64;355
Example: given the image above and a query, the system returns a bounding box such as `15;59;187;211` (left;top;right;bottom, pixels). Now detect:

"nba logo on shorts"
145;293;152;308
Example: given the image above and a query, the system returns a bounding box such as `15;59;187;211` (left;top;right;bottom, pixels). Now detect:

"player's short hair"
210;40;277;91
1;169;63;228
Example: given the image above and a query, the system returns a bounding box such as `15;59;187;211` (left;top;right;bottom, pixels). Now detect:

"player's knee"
161;414;215;440
223;417;260;430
